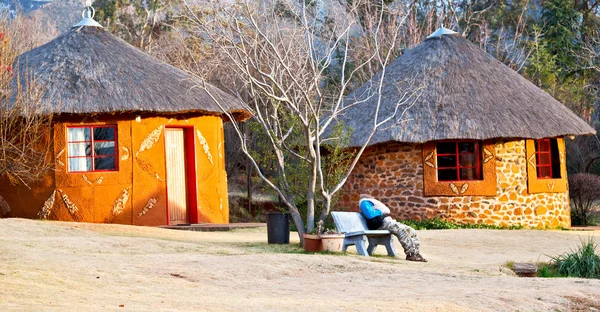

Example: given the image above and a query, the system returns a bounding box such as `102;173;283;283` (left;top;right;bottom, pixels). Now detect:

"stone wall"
339;140;571;228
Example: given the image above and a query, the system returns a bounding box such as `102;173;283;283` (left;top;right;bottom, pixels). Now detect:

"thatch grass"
14;26;249;120
338;34;595;146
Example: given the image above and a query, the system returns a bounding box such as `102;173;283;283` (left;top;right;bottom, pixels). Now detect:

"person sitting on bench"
359;194;427;262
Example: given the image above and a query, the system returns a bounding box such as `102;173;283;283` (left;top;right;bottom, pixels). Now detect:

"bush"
569;173;600;226
551;238;600;279
401;218;523;230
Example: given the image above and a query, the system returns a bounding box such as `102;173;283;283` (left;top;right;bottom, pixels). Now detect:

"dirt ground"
1;218;599;311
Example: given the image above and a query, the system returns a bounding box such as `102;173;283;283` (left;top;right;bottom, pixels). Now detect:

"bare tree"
179;0;421;244
0;9;59;54
0;14;53;190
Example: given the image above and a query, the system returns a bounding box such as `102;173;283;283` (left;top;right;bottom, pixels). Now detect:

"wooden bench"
331;211;397;257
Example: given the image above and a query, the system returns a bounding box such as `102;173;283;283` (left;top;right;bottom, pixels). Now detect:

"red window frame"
534;138;553;179
67;125;118;173
436;140;482;181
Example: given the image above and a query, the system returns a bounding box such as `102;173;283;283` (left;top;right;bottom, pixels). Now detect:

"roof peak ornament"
73;1;103;28
426;26;457;39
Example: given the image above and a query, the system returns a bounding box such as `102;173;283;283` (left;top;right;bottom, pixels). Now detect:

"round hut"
0;5;249;226
335;28;595;228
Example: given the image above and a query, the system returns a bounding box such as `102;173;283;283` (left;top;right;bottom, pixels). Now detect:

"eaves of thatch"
15;26;250;121
337;32;595;147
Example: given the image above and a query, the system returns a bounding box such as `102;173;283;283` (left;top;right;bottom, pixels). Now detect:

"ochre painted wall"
0;115;229;226
339;139;571;228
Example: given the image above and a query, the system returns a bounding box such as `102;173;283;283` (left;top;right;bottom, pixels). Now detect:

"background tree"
179;0;421;242
0;13;53;192
95;0;175;51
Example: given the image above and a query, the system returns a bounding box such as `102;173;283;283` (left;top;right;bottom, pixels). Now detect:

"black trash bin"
266;212;290;244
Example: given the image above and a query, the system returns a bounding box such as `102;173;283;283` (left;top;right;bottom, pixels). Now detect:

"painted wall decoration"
38;190;57;219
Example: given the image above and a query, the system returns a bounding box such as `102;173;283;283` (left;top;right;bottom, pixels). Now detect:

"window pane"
94;127;115;141
550;139;561;179
538;166;551;178
94;142;115;156
437;155;456;168
67;128;90;142
436;142;456;155
537;153;551;165
95;157;115;170
68;157;92;172
68;143;92;157
438;169;457;181
459;154;477;167
460;168;478;180
537;140;550;152
458;142;476;153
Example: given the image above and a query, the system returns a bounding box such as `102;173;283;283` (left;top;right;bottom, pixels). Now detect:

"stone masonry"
339;140;570;228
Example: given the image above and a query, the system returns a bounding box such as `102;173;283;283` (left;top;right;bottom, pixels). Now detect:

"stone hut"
0;5;249;226
335;28;595;228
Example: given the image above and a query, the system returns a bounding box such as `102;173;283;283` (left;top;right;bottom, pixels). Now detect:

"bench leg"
343;236;369;256
384;236;397;257
368;236;397;257
367;242;377;255
355;238;369;256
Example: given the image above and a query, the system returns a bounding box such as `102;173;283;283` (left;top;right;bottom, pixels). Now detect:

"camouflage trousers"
381;217;420;257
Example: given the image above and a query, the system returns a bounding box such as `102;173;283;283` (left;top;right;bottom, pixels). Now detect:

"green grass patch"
401;218;524;230
504;260;515;270
536;262;559;278
536;238;600;279
552;237;600;278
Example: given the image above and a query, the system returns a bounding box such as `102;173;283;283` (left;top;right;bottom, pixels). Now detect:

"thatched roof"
15;26;250;120
336;31;595;147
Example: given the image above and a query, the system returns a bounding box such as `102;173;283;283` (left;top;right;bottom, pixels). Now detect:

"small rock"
513;263;537;277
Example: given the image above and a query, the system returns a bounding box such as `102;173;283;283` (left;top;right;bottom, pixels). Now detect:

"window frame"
435;140;483;182
526;138;566;193
67;125;119;173
423;140;497;197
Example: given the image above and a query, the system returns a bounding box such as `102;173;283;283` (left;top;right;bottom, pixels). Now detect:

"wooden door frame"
164;126;199;225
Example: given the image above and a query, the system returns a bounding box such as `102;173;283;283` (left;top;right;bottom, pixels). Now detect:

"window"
436;141;482;181
534;138;561;179
422;140;496;196
67;126;117;172
525;138;566;194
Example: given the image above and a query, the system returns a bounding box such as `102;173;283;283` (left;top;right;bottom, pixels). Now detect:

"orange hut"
0;5;249;226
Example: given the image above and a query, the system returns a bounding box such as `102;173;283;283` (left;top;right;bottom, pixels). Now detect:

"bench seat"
331;211;397;257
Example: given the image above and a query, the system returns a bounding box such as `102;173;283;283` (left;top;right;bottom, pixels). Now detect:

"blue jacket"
359;200;382;220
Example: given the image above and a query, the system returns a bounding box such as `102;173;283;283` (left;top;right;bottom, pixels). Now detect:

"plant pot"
320;234;345;252
266;212;290;244
303;233;323;252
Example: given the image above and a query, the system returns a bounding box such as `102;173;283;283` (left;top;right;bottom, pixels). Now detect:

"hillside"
3;0;85;32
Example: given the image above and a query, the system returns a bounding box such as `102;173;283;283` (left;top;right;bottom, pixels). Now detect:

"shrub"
551;238;600;279
569;173;600;226
401;218;523;230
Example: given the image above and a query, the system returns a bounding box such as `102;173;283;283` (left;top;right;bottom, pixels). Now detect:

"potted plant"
319;228;345;252
302;229;323;252
302;220;344;253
